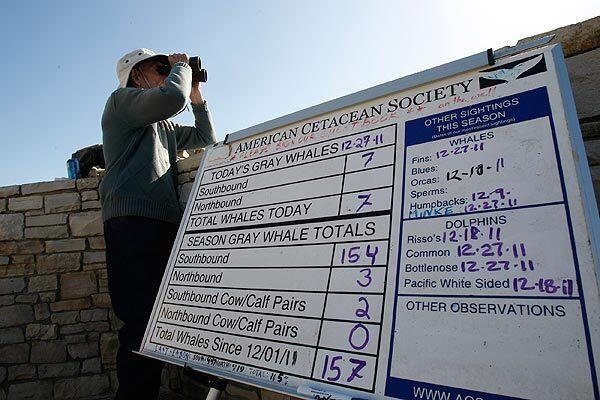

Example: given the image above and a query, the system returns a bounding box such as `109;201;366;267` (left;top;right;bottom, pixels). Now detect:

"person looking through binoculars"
99;48;216;399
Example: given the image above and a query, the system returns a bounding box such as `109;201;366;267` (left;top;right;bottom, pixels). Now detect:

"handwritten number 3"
356;268;372;287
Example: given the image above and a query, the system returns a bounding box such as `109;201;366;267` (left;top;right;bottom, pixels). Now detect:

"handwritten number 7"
347;358;367;382
356;193;372;212
361;151;374;167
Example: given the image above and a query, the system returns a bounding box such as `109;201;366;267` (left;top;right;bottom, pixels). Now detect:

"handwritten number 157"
321;355;367;383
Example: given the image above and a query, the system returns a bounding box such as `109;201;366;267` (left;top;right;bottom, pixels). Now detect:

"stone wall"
1;16;599;400
516;16;600;203
0;165;287;400
0;178;114;400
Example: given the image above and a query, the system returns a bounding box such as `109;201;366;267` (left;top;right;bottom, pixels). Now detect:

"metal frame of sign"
139;37;600;399
551;45;600;279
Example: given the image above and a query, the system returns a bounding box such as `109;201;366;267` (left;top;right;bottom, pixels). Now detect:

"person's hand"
168;53;189;66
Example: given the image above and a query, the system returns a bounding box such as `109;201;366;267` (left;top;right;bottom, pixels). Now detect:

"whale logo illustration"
478;53;547;89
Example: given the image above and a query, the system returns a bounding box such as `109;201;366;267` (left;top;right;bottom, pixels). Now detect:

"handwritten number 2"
355;297;371;320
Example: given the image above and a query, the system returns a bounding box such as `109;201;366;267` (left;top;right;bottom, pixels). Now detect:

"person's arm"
174;97;217;149
112;62;192;127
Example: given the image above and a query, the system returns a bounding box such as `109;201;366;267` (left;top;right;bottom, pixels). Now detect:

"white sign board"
141;45;600;400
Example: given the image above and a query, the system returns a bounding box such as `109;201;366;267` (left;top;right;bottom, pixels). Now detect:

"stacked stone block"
0;157;271;400
0;178;114;400
176;152;203;209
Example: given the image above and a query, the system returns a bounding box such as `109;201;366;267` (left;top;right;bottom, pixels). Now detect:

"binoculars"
189;56;208;83
156;56;207;83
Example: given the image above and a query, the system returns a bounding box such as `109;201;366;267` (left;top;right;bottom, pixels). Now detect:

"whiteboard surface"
141;45;600;400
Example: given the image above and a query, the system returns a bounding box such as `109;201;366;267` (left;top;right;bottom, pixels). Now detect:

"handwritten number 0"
348;323;369;350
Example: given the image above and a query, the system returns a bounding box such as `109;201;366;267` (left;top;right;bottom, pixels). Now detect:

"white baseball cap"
116;48;168;88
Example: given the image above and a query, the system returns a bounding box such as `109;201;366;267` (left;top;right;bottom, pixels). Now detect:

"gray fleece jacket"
99;62;216;225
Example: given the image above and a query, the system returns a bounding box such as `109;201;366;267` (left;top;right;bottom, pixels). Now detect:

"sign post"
140;43;600;400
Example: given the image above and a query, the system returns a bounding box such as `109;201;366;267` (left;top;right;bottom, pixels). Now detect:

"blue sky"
0;1;597;187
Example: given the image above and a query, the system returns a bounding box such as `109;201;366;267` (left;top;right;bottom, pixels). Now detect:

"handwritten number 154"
340;245;379;265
